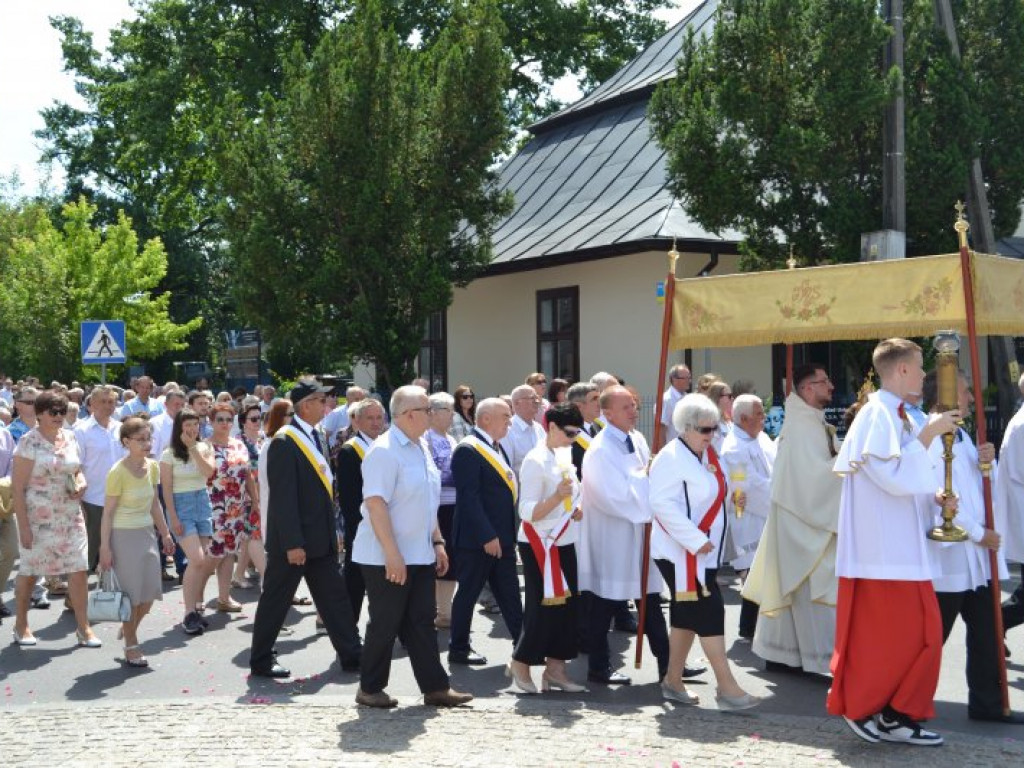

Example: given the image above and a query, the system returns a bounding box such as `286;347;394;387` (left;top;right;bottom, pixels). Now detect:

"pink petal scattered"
672;762;682;768
181;688;190;693
750;732;762;740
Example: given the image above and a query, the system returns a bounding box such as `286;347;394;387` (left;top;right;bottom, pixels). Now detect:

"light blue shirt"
352;426;440;566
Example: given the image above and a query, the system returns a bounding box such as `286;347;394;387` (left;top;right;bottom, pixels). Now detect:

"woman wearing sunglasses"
449;385;476;441
508;402;587;694
206;401;257;613
648;393;761;711
9;390;98;648
233;402;266;589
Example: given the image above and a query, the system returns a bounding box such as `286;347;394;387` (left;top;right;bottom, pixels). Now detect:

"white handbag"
87;569;132;623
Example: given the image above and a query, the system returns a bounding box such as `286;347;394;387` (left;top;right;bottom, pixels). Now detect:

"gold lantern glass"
927;330;968;542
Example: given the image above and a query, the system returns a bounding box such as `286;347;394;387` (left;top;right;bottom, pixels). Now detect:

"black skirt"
512;543;579;664
436;503;457;582
655;559;725;637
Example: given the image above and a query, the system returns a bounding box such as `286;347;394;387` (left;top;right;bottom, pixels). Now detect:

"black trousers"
449;547;523;653
937;585;1003;718
250;551;361;671
360;564;449;694
342;513;366;625
586;591;668;677
1002;565;1024;632
513;544;578;665
739;598;759;639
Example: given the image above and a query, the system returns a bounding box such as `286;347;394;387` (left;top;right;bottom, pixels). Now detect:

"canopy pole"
784;248;798;395
955;201;1010;716
637;241;679;669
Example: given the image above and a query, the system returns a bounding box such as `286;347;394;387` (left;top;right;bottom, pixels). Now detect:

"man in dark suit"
333;398;386;626
249;378;362;678
448;398;524;665
567;382;602;480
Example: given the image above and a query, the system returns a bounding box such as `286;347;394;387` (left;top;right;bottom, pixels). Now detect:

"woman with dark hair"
100;416;175;666
206;401;256;614
161;408;216;635
546;378;570;407
233;402;265;588
450;385;476;441
10;390;97;647
508;402;587;694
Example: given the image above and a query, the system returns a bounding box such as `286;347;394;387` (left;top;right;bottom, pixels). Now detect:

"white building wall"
447;249;774;402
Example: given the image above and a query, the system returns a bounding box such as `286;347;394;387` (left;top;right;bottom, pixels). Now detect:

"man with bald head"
579;386;669;685
449;397;524;665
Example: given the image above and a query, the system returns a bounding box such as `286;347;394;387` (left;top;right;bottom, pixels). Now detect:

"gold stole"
471;441;517;503
278;426;332;499
574;432;591;451
345;436;366;461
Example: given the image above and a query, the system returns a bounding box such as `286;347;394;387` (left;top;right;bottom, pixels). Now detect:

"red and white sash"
522;510;574;605
658;446;727;601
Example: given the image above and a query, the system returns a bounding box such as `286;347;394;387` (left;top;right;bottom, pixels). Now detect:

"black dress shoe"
449;648;487;665
30;596;50;610
251;663;291;679
587;670;631;685
968;710;1024;724
339;655;361;672
682;665;707;679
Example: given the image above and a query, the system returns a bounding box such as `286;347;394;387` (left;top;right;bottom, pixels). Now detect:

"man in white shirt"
827;338;958;746
149;390;185;462
654;364;692;450
579;385;669;685
720;393;775;640
324;386;367;449
353;385;471;708
500;384;545;476
74;385;124;573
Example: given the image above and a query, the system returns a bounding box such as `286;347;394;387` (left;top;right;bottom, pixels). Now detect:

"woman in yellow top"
99;416;175;667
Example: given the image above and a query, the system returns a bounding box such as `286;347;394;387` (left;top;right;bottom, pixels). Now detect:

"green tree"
0;197;201;382
219;0;511;389
649;0;1024;269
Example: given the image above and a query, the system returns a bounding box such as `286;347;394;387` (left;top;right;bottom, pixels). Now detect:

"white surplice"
578;423;663;600
996;404;1024;564
720;427;775;570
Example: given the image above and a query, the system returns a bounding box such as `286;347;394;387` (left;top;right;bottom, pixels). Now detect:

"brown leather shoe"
424;688;473;707
355;688;398;708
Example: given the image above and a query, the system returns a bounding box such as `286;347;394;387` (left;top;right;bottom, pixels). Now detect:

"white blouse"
517;443;579;546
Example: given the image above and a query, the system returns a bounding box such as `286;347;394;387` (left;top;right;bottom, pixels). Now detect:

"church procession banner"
668;252;1024;351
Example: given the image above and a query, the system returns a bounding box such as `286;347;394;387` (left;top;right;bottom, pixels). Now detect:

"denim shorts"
173;489;214;538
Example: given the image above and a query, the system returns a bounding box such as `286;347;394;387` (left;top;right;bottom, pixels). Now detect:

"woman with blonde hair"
99;416;175;666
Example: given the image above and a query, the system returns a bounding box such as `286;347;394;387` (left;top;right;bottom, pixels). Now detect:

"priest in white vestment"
743;365;839;675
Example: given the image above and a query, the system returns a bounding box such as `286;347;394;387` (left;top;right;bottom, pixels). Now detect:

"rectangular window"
536;287;579;382
417;310;447;393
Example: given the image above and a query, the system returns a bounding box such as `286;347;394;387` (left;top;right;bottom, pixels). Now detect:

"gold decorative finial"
786;244;797;270
953;200;970;249
668;238;679;275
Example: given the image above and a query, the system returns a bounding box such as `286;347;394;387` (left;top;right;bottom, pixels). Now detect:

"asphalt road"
2;566;1023;742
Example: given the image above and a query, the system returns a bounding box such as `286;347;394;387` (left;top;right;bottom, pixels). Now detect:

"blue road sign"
81;320;127;365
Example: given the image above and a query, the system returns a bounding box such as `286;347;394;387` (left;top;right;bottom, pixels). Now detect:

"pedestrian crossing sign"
81;320;126;364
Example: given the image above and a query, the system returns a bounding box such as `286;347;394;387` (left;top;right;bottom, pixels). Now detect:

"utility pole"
882;0;906;236
934;0;1017;431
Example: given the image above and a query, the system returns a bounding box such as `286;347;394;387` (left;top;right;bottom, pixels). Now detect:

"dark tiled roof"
998;236;1024;259
487;1;736;270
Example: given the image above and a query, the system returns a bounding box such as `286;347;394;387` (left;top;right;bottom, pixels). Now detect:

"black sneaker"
843;715;880;743
182;611;205;635
876;710;943;746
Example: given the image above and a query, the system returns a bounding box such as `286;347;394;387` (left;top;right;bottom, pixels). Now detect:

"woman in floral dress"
10;390;100;648
233;402;265;588
207;402;256;613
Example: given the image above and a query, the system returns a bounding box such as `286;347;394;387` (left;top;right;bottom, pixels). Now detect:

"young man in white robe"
827;339;958;746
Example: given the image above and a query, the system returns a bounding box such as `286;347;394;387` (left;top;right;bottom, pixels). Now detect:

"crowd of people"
1;343;1024;743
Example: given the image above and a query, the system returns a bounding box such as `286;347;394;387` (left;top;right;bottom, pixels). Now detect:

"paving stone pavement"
3;696;1023;767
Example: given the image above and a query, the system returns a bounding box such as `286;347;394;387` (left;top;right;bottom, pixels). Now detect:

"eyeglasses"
720;393;733;399
47;407;68;417
129;436;152;443
246;415;261;423
694;425;718;435
535;379;547;385
213;416;233;424
430;407;452;413
561;426;581;437
459;393;475;400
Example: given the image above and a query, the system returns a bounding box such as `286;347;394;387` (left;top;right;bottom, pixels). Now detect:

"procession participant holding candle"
508;403;587;694
744;364;841;676
720;394;775;641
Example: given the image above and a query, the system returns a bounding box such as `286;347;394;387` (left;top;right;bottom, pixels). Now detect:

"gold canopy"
669;252;1024;350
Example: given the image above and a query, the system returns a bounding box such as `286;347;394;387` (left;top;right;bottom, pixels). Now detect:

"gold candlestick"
927;330;968;542
729;463;747;518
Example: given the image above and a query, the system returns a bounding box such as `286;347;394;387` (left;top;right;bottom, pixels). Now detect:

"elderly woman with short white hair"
648;393;761;712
